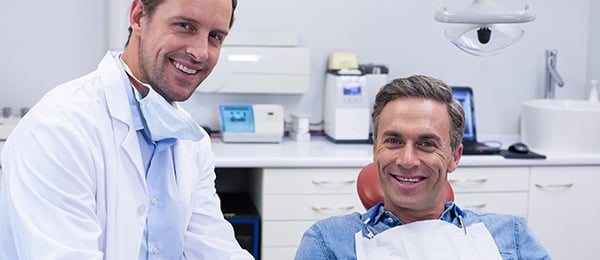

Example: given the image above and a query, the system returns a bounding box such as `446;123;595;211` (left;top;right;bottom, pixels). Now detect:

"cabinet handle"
311;180;356;185
311;206;354;213
449;178;488;185
534;183;574;190
461;203;487;210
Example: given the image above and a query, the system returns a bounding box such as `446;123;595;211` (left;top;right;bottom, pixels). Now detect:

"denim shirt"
295;202;551;260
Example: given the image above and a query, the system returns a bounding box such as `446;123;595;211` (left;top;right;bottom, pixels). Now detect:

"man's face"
137;0;232;102
372;97;461;223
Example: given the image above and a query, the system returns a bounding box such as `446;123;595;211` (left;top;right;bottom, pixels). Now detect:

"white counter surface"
211;136;600;168
2;137;600;168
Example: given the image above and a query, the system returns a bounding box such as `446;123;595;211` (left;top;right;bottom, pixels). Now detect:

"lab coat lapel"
98;52;145;182
96;51;148;259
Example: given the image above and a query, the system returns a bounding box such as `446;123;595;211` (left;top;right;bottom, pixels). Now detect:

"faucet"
544;49;564;99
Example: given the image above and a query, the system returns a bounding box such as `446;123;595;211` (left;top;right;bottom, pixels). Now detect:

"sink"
521;99;600;154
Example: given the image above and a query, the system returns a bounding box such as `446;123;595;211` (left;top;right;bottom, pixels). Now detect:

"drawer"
263;167;360;194
454;192;529;218
449;167;529;192
262;221;313;246
262;194;364;220
261;246;297;260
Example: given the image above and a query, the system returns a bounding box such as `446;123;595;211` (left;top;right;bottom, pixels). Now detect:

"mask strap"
119;56;151;102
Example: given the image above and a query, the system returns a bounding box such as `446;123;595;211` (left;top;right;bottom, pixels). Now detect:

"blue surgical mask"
120;57;203;142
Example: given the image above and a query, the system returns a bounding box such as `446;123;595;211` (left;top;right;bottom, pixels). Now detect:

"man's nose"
186;36;210;62
395;145;419;168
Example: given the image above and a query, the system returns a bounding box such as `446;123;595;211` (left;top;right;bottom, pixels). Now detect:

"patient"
294;75;550;259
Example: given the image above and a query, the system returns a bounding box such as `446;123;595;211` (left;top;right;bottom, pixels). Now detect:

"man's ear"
447;144;463;173
129;0;145;35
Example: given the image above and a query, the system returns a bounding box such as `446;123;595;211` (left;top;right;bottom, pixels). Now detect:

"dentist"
0;0;253;259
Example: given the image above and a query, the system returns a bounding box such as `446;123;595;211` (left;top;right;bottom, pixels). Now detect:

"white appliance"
219;104;284;143
323;52;370;143
198;32;310;94
360;64;389;135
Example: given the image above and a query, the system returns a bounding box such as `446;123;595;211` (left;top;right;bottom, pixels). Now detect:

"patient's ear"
447;144;463;173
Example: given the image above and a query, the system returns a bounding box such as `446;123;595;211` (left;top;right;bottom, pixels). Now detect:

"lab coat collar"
96;51;146;187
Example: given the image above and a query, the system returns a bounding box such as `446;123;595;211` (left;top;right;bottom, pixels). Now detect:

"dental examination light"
434;0;535;56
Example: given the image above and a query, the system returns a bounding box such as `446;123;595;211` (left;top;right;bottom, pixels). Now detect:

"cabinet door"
450;167;529;192
454;192;528;217
529;166;600;259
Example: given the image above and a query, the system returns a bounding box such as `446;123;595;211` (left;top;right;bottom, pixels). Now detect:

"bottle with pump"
589;79;599;102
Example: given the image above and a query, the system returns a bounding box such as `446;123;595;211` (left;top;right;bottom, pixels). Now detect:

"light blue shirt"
295;202;551;260
125;81;184;259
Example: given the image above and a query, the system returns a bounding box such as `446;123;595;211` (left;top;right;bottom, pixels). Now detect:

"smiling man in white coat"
0;0;254;259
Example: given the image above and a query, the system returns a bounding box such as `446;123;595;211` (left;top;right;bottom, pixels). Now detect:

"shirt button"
137;205;146;216
151;247;159;254
151;197;158;206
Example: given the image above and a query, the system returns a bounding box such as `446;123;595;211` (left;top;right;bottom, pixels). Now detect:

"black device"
508;142;530;154
219;192;261;259
451;87;501;155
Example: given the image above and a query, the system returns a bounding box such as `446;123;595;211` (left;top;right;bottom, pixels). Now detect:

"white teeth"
394;176;420;183
173;61;197;74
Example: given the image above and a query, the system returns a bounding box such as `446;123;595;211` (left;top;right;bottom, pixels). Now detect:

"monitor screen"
219;105;255;133
451;87;475;141
342;81;362;95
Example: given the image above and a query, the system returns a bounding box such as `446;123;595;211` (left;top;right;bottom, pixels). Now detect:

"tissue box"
290;113;310;133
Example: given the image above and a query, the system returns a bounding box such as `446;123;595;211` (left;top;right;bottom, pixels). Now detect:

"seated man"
294;75;550;259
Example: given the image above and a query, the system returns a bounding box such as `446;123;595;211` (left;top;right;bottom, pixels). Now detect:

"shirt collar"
366;201;462;227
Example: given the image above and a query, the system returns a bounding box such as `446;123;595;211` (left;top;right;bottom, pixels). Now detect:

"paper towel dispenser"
197;41;310;94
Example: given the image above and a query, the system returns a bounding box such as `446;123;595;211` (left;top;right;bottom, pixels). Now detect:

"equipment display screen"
451;88;475;141
219;105;255;133
343;82;362;95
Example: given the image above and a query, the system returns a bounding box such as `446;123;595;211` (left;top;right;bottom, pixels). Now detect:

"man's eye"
383;137;401;144
177;23;192;30
209;32;222;42
419;141;434;147
417;141;437;150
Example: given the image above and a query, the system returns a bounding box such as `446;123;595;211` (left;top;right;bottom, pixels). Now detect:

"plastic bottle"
589;79;599;102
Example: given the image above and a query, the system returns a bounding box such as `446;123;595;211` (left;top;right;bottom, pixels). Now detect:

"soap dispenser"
589;79;599;102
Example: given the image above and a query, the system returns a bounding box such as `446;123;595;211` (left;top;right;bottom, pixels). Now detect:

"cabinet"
450;167;529;218
528;166;600;259
258;167;363;260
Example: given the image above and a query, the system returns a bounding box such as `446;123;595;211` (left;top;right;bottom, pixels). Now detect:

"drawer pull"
449;178;488;185
311;180;356;185
462;203;487;210
534;183;574;190
311;206;354;213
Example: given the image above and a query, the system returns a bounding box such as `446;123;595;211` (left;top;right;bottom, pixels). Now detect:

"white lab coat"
0;52;254;260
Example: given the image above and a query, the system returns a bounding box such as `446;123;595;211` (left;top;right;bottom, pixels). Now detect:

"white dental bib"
355;218;502;260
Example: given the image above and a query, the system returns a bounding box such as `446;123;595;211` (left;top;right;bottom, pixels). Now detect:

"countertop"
210;136;600;168
2;136;600;169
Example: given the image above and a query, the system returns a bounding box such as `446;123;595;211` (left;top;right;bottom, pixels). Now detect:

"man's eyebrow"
381;130;402;138
418;133;442;142
170;16;230;36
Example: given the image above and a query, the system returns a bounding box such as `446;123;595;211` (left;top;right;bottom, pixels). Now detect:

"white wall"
588;1;600;86
0;1;107;110
0;0;593;141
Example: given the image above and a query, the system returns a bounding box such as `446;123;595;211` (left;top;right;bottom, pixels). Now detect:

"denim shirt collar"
361;202;463;238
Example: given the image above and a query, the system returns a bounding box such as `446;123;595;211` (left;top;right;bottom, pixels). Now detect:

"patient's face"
372;98;461;223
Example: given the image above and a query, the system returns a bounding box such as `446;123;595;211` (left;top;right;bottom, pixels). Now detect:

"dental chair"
356;162;455;209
